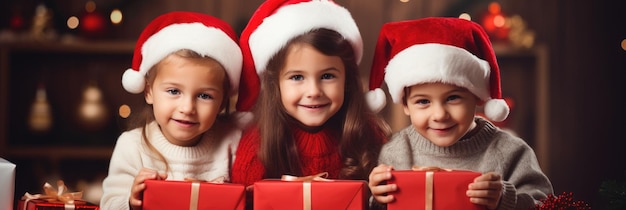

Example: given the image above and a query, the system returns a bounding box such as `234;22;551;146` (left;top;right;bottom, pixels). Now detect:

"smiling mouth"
174;119;197;125
301;104;327;109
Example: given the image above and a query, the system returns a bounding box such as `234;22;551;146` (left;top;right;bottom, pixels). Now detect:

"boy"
366;17;553;210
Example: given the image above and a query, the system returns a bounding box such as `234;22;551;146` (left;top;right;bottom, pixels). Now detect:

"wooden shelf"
0;40;135;160
5;146;114;160
0;39;136;54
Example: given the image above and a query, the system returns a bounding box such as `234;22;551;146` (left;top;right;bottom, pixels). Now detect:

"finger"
369;165;392;179
369;171;393;188
374;194;395;204
370;183;397;197
468;180;502;191
474;172;501;182
129;198;142;209
469;197;498;209
467;188;501;199
157;173;168;180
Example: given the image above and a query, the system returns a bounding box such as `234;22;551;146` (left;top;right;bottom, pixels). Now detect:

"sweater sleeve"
495;134;553;210
100;131;144;210
231;127;265;188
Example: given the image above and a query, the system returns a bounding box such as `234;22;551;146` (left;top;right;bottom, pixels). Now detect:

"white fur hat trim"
248;0;362;74
122;23;242;95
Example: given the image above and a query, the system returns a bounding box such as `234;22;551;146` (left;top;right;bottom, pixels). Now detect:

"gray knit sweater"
379;117;553;210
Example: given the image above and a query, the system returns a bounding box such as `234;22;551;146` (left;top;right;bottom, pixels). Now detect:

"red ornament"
80;11;107;38
480;2;510;42
10;13;25;30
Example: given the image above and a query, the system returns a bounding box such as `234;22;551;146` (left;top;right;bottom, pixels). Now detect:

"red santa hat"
367;17;509;122
122;11;242;97
236;0;363;112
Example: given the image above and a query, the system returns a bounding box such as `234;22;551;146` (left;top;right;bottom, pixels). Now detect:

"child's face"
145;54;226;146
403;83;478;147
279;44;345;127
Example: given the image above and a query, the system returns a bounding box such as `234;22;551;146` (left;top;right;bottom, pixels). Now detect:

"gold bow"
281;172;332;210
281;172;330;182
21;180;83;210
411;166;451;210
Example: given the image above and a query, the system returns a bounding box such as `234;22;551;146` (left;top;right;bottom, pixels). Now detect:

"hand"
466;172;503;210
368;164;397;204
129;168;167;210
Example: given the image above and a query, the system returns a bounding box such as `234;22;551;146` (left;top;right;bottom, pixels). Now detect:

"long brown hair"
126;49;232;173
255;28;390;180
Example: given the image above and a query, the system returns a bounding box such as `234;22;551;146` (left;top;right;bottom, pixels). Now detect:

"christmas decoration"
28;83;53;133
536;192;591;210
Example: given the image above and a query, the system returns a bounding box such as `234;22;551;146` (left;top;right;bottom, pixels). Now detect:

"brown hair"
255;28;390;180
126;49;232;173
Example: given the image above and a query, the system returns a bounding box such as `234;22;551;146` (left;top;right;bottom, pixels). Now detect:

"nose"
431;103;449;121
305;80;323;98
178;96;196;114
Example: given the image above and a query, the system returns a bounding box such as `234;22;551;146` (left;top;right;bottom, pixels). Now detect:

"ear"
144;85;154;105
402;104;411;116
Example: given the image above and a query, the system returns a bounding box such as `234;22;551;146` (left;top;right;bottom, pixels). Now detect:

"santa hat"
122;11;242;97
367;17;509;122
236;0;363;112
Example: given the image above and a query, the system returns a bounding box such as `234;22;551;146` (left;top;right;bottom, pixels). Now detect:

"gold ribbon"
189;182;200;210
183;176;226;210
281;173;331;210
411;166;451;210
21;180;83;210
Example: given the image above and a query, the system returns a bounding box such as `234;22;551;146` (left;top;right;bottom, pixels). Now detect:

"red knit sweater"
231;125;342;187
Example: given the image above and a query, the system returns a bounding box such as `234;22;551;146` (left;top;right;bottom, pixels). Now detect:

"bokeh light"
459;13;472;21
67;16;79;29
119;104;131;118
110;9;123;25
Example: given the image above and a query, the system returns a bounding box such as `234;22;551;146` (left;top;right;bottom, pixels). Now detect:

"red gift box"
388;169;485;210
254;179;367;210
17;199;99;210
143;179;245;210
18;181;99;210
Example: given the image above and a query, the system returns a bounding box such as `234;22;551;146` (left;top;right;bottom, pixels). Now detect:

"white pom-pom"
484;99;510;122
365;88;387;113
122;69;145;94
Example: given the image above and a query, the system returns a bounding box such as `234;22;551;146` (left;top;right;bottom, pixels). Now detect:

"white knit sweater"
99;121;241;210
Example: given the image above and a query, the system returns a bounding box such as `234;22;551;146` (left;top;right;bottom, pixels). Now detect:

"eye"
321;73;335;80
198;93;214;100
416;99;430;105
167;89;180;95
447;95;461;102
289;74;304;81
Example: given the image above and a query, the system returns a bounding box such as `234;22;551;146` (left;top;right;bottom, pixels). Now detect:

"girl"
232;0;390;194
100;12;243;210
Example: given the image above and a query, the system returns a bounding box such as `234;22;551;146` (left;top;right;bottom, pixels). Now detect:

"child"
366;17;553;210
100;11;243;210
232;0;389;196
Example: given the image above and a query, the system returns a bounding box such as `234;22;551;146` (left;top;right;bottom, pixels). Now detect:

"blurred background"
1;0;624;208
